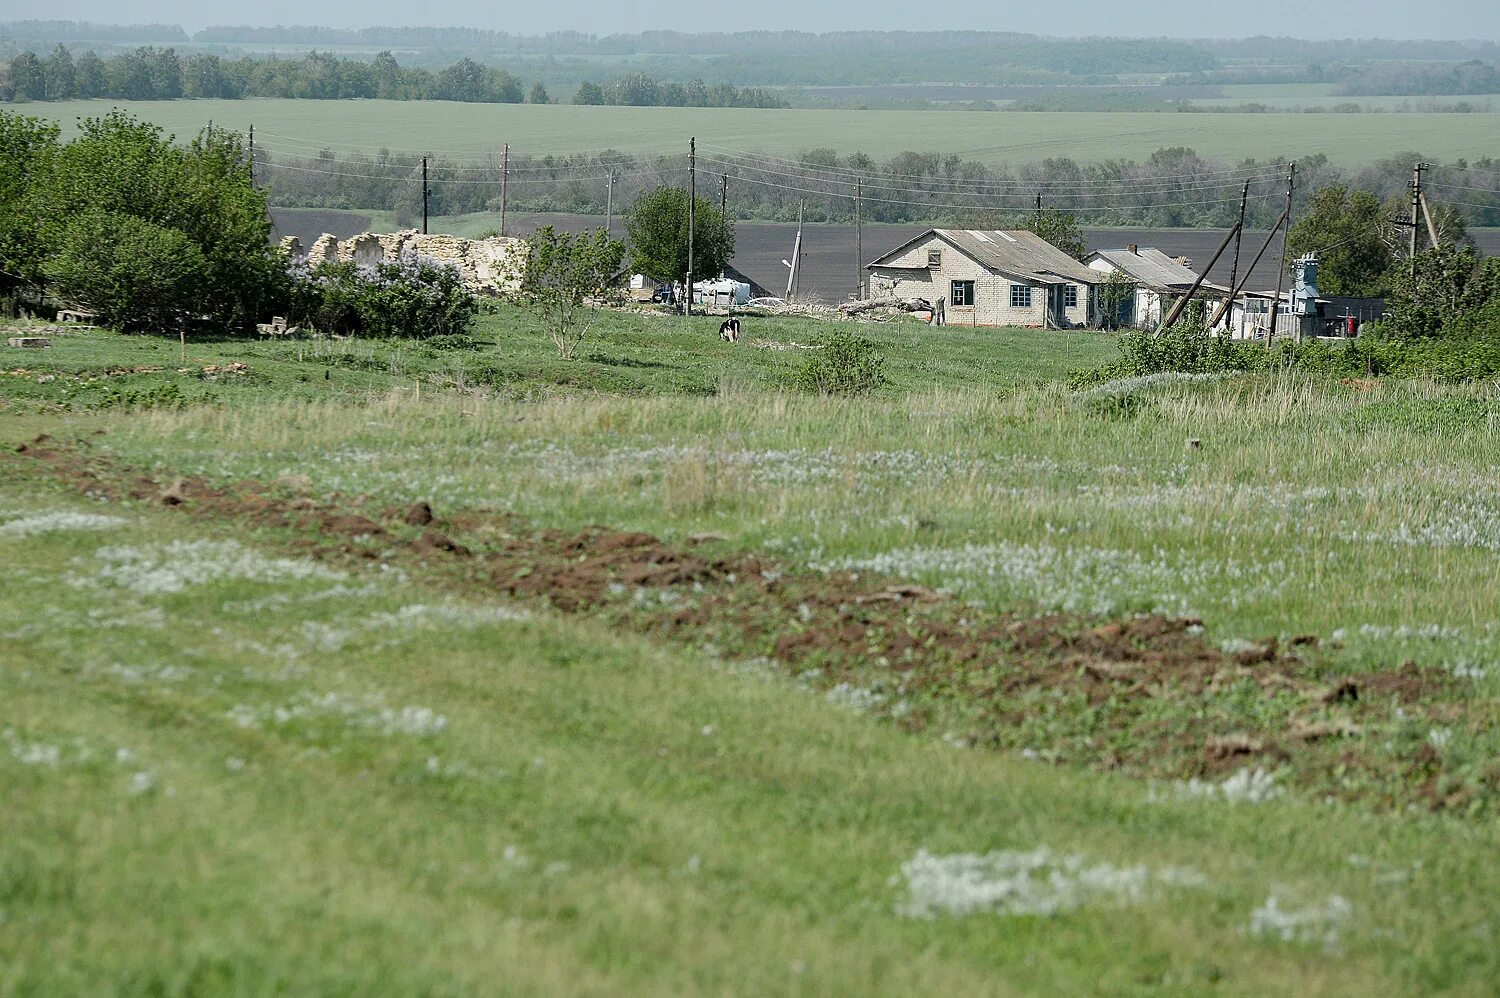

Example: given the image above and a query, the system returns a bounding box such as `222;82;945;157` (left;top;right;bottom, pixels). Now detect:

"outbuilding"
865;229;1100;328
1085;245;1231;330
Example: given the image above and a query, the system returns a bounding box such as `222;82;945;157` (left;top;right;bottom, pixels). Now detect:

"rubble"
288;230;526;295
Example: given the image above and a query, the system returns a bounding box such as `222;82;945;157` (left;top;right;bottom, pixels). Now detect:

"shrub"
289;252;476;338
793;332;887;396
43;212;208;331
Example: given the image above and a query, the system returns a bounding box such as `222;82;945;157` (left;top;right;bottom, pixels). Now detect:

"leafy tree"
44;212;209;331
573;80;605;105
513;225;625;359
43;45;76;99
625;186;735;285
75;51;107;98
184;54;234;99
1285;184;1393;296
8;53;45;101
38;111;283;328
289;254;476;338
1026;208;1086;260
529;81;549;104
1383;246;1482;339
1097;269;1137;329
0;111;60;296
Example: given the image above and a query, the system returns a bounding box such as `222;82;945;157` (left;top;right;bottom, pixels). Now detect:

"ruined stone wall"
288;230;525;294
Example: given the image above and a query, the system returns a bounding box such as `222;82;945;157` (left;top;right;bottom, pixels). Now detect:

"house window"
1009;284;1032;308
951;280;975;307
1064;285;1079;308
927;249;942;268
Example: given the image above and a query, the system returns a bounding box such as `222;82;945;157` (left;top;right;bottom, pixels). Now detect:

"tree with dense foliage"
44;213;209;331
625;186;735;286
514;226;625;359
0;111;59;297
1285;185;1394;297
1026;208;1087;260
573;80;605;105
8;52;45;101
529;81;549;104
289;254;476;339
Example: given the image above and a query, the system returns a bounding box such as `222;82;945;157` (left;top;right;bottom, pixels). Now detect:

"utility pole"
855;177;864;301
1226;180;1249;326
1267;161;1294;348
1419;189;1442;250
1035;191;1042;212
499;143;509;237
686;136;695;317
605;169;614;234
421;156;429;235
719;173;728;277
786;199;804;300
1408;162;1426;276
1206;212;1289;331
248;124;254;186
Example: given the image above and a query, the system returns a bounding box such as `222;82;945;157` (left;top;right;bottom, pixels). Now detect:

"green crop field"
5;309;1500;993
27;98;1500;165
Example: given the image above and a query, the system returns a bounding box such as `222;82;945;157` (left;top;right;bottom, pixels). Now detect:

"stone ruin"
279;230;526;295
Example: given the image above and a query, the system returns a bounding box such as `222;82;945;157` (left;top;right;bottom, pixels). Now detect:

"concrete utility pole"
855;177;864;301
720;173;728;277
786;200;804;300
1419;189;1441;250
499;143;510;237
247;124;254;186
1267;161;1295;348
605;169;614;234
421;156;429;235
1408;162;1426;275
686;136;696;317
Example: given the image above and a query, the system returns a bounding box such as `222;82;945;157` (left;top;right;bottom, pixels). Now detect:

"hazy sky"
21;0;1500;40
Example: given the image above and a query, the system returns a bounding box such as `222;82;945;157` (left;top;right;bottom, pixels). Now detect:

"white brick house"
1084;245;1231;330
865;229;1099;328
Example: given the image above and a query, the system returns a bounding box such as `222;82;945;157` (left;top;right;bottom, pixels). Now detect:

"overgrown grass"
5;321;1500;992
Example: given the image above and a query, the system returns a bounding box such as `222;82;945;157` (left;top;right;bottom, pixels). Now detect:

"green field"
5;311;1500;992
28;98;1500;165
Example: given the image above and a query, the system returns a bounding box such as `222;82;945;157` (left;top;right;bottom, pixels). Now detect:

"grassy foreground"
4;315;1500;993
31;98;1500;165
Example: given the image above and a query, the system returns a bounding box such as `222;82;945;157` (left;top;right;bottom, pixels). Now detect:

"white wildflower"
0;511;128;538
1248;893;1353;950
79;539;344;595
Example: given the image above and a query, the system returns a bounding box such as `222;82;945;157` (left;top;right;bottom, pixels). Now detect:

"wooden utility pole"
786;200;804;300
247;124;254;186
421;156;429;235
605;169;614;234
855;177;864;301
1035;191;1042;212
1207;209;1288;331
499;143;510;237
1226;181;1248;304
1419;190;1441;249
686;137;696;316
1267;162;1294;348
1158;221;1241;331
719;173;728;277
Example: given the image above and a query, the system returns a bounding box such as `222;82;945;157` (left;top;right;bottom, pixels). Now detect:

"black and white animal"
719;318;741;342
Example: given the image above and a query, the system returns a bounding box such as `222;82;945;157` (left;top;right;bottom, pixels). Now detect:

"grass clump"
792;331;887;396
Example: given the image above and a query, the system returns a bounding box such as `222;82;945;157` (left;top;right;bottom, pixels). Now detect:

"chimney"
1127;243;1138;254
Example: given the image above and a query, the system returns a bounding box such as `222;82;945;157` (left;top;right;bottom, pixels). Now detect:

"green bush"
289;254;476;339
42;212;208;332
793;332;887;396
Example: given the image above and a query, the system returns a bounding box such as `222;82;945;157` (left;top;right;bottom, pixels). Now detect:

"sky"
15;0;1500;40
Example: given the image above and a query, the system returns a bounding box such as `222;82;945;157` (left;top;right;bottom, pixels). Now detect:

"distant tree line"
0;46;789;107
253;141;1500;231
1334;60;1500;97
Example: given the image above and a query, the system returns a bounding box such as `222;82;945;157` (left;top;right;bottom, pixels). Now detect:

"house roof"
1088;247;1230;294
868;229;1101;285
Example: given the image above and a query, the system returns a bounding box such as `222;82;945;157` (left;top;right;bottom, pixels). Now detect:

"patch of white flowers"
0;511;129;538
1074;371;1235;400
227;691;449;737
894;847;1206;919
1153;768;1284;805
824;683;886;712
75;540;344;595
1248;892;1353;950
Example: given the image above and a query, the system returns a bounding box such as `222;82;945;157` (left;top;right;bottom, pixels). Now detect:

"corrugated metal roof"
1088;247;1229;293
868;228;1101;285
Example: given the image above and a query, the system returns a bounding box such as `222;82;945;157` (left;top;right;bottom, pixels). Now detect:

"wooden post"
605;169;613;235
1157;221;1241;331
855;177;864;301
499;143;509;237
1224;181;1248;328
247;124;254;186
686;136;695;316
720;173;728;277
1207;208;1289;331
1267;162;1294;348
421;156;429;235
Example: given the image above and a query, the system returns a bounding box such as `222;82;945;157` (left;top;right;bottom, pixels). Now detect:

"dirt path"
13;433;1477;812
